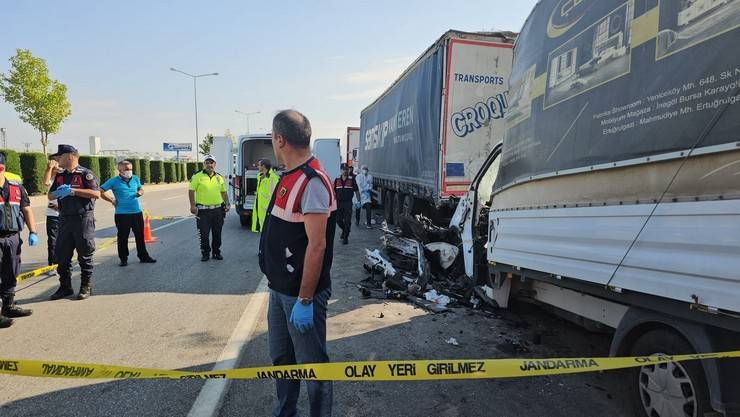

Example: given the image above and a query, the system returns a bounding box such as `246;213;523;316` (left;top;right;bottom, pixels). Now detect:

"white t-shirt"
45;173;62;217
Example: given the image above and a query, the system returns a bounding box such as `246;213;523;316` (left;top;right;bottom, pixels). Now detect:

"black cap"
51;144;78;157
0;152;6;165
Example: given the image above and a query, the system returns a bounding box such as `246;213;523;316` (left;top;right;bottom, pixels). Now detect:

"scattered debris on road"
357;215;497;314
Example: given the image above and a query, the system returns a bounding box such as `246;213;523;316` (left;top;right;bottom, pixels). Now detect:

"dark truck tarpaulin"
495;0;740;193
359;48;443;192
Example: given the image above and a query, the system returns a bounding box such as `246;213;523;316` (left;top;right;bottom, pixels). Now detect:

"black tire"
627;329;711;417
392;192;404;225
383;190;395;225
239;213;251;228
402;194;415;217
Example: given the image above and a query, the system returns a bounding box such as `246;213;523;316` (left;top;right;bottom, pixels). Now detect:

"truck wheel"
239;213;251;228
402;195;415;217
393;192;404;225
627;329;711;417
383;190;395;224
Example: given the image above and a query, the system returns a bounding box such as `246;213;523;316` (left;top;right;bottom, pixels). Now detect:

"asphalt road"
0;184;632;417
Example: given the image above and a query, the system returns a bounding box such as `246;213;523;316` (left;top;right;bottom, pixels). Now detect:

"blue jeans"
268;287;332;417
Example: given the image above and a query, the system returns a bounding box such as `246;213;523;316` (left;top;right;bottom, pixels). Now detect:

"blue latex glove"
289;300;314;333
53;184;72;199
28;232;39;247
353;201;361;210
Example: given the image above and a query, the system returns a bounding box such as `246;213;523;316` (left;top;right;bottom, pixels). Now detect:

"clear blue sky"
1;0;538;156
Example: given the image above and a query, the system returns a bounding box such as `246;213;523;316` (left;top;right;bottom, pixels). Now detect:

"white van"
311;138;341;180
235;134;276;227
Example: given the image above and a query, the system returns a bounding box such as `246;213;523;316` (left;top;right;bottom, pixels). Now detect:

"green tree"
0;49;71;155
199;133;214;156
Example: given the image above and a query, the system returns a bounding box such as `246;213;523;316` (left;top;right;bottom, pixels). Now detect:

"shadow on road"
3;212;633;417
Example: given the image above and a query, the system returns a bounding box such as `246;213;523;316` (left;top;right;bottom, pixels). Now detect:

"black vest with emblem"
258;157;338;297
0;180;25;232
54;166;97;216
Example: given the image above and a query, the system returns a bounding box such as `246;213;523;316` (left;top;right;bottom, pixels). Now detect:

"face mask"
121;171;133;179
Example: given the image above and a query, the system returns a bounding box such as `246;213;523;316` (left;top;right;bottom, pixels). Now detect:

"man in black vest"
0;152;38;328
259;110;336;417
334;163;359;245
48;145;100;301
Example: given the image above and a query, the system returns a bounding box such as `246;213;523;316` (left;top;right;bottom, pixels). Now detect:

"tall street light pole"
235;110;260;135
170;67;218;158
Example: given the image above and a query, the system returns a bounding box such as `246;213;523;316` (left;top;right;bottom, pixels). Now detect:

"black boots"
50;276;74;300
50;276;92;300
2;295;33;318
78;277;92;300
0;294;32;328
50;286;74;300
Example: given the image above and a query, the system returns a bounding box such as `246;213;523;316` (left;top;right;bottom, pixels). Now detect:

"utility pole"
235;110;260;135
0;128;6;148
170;67;219;158
22;142;31;152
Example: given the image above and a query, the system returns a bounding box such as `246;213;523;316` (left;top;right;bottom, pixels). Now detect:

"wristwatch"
298;297;313;306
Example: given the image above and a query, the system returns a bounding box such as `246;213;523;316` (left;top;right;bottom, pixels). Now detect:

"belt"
0;231;19;238
196;204;222;210
61;211;94;218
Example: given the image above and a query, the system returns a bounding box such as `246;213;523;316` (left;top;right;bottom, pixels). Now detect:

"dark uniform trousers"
336;201;353;239
46;216;59;265
114;212;149;261
197;208;224;256
56;213;95;288
0;233;21;297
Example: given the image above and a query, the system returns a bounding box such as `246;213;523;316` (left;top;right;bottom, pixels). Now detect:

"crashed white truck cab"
453;1;740;416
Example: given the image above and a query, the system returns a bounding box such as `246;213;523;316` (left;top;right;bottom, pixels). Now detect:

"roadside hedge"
139;159;151;184
164;161;177;183
186;162;199;180
0;148;22;176
98;156;116;184
78;156;101;181
19;152;47;194
150;160;164;184
179;162;186;182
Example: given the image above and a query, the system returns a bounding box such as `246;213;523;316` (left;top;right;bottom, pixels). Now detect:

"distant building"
89;136;102;155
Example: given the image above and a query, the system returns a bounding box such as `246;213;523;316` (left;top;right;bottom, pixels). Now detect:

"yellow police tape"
16;237;118;284
149;215;189;221
16;214;190;284
1;351;739;380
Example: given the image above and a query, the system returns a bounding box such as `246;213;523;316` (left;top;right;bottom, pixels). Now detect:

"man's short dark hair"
272;110;311;149
258;158;272;171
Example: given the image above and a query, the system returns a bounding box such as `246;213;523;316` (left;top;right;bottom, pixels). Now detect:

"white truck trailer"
359;30;515;224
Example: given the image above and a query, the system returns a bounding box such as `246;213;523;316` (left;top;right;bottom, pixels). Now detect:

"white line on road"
187;275;269;417
162;196;182;201
151;216;191;232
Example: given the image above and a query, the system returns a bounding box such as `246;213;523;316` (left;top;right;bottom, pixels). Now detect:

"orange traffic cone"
143;210;157;243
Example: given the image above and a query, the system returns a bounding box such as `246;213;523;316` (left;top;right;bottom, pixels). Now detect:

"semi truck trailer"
359;30;515;224
453;1;740;416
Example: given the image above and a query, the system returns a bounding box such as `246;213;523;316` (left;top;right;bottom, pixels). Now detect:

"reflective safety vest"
0;181;25;232
5;172;22;183
251;168;279;232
